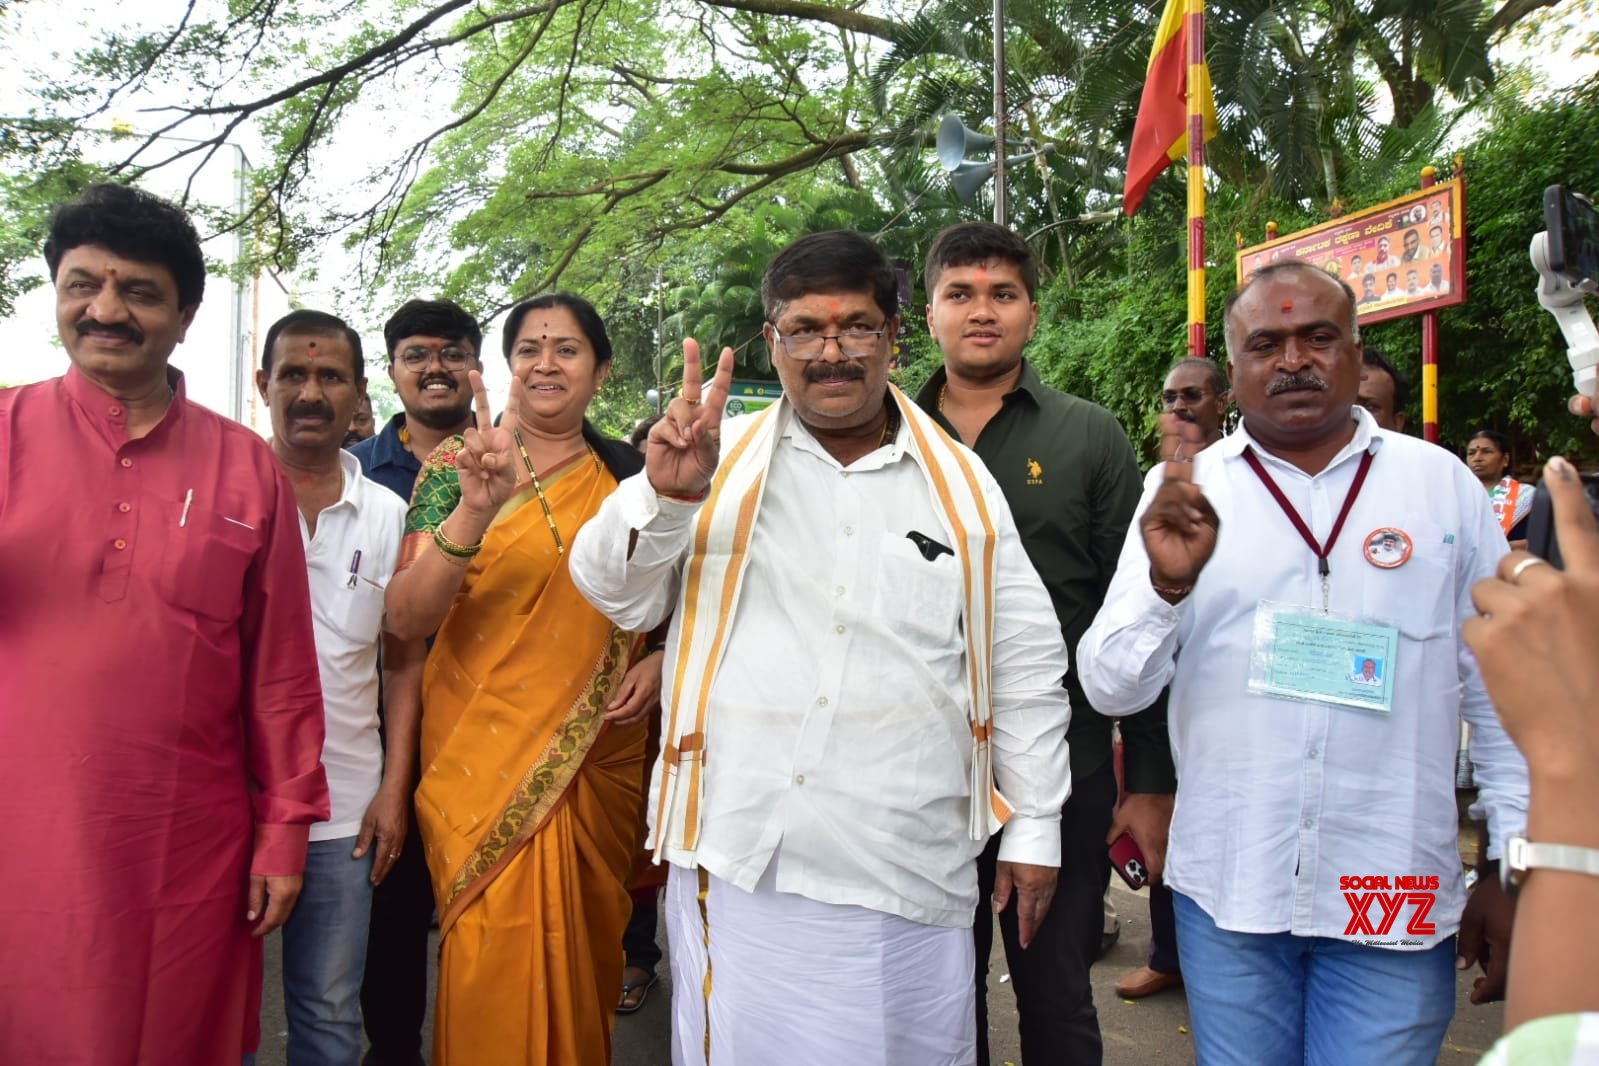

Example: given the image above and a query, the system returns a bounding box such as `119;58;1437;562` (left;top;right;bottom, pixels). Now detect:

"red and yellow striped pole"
1185;0;1207;358
1419;165;1440;442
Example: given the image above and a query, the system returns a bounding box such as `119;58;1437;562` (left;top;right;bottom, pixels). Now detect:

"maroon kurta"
0;366;329;1064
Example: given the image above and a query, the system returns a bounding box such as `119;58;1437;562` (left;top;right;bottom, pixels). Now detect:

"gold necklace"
938;384;948;414
511;430;599;556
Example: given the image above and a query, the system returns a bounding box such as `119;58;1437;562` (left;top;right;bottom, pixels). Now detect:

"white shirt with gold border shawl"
570;412;1071;928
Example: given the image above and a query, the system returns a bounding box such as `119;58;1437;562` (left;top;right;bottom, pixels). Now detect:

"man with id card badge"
257;309;427;1064
1078;263;1529;1066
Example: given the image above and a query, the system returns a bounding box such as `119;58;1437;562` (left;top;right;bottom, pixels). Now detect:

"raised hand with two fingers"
455;369;523;519
646;339;737;500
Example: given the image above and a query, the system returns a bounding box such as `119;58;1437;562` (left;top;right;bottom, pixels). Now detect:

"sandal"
617;967;658;1014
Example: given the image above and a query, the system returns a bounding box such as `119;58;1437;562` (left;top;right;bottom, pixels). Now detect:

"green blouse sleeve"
405;435;467;536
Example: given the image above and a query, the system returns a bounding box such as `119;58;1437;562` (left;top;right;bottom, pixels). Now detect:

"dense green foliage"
2;0;1595;452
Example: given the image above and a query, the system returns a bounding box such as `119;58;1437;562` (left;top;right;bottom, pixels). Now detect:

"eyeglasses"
1161;387;1212;408
770;326;888;360
397;345;473;371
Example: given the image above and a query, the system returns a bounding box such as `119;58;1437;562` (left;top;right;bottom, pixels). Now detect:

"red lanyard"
1242;446;1375;596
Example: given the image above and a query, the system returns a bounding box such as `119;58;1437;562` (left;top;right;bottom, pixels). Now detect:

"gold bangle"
433;524;483;560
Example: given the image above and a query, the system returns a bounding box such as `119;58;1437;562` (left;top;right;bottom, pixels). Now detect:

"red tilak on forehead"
1281;300;1293;312
308;340;319;358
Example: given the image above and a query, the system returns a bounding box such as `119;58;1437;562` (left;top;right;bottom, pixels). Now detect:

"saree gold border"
436;625;635;935
698;865;713;1064
682;472;764;850
655;408;774;850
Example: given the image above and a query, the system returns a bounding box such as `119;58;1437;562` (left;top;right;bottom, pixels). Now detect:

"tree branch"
699;0;902;43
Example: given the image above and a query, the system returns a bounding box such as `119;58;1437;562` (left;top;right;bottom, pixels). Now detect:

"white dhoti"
664;860;977;1066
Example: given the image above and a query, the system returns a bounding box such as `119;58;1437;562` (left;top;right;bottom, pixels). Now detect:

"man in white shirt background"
570;230;1072;1066
255;310;427;1065
1077;262;1526;1065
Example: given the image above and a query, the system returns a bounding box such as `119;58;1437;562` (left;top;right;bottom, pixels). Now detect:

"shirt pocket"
160;505;260;621
873;532;964;644
1358;540;1456;640
337;578;387;647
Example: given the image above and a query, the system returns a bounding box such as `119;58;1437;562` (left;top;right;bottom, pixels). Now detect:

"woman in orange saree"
384;293;659;1065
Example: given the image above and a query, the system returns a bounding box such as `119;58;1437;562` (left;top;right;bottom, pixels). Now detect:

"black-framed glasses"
397;344;473;371
1161;387;1212;408
770;326;887;360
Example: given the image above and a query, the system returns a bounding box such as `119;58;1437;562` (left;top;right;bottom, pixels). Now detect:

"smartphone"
1544;185;1599;289
1109;831;1150;890
1525;472;1599;568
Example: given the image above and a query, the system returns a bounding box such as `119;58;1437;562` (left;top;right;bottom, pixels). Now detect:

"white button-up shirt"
299;450;408;841
1078;409;1527;948
571;417;1071;927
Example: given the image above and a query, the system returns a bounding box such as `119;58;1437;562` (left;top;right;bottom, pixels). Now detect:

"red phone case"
1109;831;1150;890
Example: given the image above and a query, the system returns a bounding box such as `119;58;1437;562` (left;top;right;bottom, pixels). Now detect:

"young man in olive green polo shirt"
915;221;1177;1066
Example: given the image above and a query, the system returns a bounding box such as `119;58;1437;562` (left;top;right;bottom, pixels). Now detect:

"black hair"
501;292;613;364
382;298;483;363
1164;354;1230;397
1222;261;1361;358
761;230;897;324
1469;428;1512;457
1360;346;1410;411
924;221;1039;300
628;413;664;449
262;309;365;381
44;183;206;308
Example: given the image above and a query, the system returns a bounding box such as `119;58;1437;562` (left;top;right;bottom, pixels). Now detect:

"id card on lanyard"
1241;445;1398;714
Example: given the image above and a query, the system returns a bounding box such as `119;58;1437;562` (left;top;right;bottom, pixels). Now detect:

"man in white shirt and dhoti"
1077;262;1528;1065
570;230;1072;1065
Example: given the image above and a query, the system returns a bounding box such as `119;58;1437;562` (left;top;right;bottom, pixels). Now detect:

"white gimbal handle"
1531;230;1599;402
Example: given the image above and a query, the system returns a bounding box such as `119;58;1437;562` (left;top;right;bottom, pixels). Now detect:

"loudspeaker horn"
950;160;997;202
936;114;995;172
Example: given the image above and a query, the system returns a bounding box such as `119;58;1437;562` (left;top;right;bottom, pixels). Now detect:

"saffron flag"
1123;0;1217;216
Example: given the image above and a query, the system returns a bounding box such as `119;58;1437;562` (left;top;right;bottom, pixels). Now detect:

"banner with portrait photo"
1237;181;1465;326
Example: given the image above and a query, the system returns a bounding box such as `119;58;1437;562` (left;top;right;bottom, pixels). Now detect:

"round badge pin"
1362;527;1413;569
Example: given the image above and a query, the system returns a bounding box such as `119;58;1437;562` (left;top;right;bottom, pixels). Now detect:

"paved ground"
256;878;1504;1064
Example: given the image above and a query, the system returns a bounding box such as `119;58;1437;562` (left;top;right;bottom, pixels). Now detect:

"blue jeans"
281;836;375;1066
1171;890;1455;1066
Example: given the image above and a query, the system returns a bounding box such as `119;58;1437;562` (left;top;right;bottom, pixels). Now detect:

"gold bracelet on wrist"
433;523;483;561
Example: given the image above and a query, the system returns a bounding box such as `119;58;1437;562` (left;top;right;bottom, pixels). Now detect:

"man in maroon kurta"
0;183;329;1063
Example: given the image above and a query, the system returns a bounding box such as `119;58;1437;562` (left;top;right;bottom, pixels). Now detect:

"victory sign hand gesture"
456;370;521;518
646;339;736;500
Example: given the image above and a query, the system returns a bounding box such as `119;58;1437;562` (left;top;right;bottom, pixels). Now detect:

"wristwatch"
1502;836;1599;891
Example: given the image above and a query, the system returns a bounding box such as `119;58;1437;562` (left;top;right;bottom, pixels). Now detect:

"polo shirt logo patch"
1026;458;1044;485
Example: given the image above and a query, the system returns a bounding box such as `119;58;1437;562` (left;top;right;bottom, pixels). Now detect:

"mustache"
420;374;458;391
76;318;145;344
288;401;335;422
1172;409;1197;423
804;362;866;383
1267;371;1328;396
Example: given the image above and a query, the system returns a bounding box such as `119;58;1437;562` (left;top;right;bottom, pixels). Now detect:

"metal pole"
992;0;1005;225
